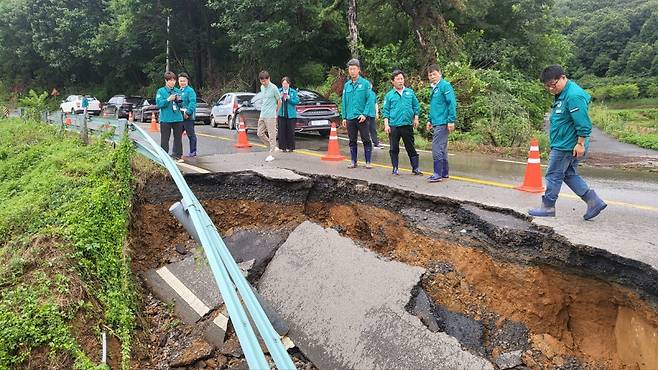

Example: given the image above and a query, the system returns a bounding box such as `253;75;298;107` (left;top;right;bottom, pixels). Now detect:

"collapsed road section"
132;167;658;369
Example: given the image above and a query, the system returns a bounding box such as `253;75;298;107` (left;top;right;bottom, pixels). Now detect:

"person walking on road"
277;77;299;152
382;69;422;176
365;83;383;149
529;65;607;220
342;59;374;168
178;72;198;157
257;71;282;162
426;64;457;182
156;71;184;162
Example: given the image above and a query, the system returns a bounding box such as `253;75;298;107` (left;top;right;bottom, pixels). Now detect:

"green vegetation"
556;0;658;79
0;0;655;153
0;119;135;369
590;105;658;150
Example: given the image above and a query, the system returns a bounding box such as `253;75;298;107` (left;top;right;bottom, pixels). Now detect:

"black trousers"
389;125;417;159
277;116;296;150
346;119;372;148
160;121;183;158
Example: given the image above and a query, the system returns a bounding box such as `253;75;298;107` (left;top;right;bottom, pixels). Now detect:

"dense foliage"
556;0;658;78
4;0;648;149
0;120;135;369
0;0;566;97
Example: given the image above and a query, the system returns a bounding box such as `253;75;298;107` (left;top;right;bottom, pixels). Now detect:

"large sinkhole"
130;169;658;370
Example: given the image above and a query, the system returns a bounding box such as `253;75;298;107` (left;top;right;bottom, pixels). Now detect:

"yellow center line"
189;132;658;213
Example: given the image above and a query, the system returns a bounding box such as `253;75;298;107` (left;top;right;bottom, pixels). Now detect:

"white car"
211;92;255;129
60;95;101;115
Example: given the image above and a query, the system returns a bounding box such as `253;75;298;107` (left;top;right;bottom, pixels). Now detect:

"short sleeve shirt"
260;83;281;119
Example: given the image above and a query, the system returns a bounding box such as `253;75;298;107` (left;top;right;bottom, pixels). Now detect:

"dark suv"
102;95;144;119
232;89;340;136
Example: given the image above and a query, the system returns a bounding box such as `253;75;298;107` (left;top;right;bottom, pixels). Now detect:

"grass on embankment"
0;119;135;369
591;101;658;150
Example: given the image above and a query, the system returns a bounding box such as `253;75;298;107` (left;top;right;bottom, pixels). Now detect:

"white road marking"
177;162;211;173
156;266;210;317
496;159;548;167
213;313;229;331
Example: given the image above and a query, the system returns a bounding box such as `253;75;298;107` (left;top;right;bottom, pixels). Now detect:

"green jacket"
179;85;197;120
382;87;420;127
364;88;377;118
428;79;457;126
155;87;183;123
278;87;300;118
341;76;373;120
549;80;592;151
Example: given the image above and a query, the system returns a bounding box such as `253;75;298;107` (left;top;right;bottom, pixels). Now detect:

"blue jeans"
544;149;590;205
432;125;449;177
368;116;379;147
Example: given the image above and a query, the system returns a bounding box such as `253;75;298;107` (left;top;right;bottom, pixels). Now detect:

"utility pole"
166;14;170;72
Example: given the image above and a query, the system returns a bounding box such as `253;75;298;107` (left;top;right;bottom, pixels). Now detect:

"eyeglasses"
259;77;268;81
544;79;560;89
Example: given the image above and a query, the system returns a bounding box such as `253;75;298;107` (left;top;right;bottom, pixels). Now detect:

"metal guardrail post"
129;122;295;370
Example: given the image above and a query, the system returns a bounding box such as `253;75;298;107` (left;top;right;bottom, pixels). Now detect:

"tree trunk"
347;0;359;58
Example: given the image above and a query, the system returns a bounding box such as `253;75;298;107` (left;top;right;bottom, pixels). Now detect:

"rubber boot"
428;159;440;180
364;145;373;168
581;189;607;220
391;153;399;175
410;155;422;175
528;196;556;217
348;146;358;168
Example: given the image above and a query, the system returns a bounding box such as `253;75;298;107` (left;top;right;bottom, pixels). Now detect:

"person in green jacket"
156;71;184;161
178;72;197;157
364;83;382;149
529;65;607;220
341;59;373;168
382;69;422;175
277;76;300;152
426;64;457;182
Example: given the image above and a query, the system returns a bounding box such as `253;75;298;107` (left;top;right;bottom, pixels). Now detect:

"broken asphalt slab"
142;227;291;347
258;221;493;370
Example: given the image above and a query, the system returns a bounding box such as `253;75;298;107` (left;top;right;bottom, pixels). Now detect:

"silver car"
211;92;256;129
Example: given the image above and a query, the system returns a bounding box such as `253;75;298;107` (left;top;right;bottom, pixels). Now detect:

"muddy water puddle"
132;171;658;369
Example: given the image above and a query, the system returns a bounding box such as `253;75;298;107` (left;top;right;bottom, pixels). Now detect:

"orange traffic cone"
517;137;544;193
321;122;346;161
64;113;72;126
234;116;252;148
149;113;159;132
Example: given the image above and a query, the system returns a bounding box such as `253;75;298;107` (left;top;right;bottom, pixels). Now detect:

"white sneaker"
265;155;275;162
274;147;282;152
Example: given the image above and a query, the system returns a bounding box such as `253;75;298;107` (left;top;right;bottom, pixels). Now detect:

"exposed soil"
128;170;658;369
127;172;316;369
585;152;658;169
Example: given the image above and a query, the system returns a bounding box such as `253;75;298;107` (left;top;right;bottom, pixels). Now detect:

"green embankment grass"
591;103;658;150
0;119;135;369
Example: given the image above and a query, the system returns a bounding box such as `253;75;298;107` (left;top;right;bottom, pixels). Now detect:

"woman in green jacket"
277;77;300;152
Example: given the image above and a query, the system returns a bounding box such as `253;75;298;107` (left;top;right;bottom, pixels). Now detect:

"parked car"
133;99;158;122
60;95;101;115
195;98;212;125
101;95;144;119
232;89;340;136
211;92;256;129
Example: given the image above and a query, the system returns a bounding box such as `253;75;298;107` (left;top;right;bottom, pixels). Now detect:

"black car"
102;95;144;119
232;89;340;136
133;99;158;122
